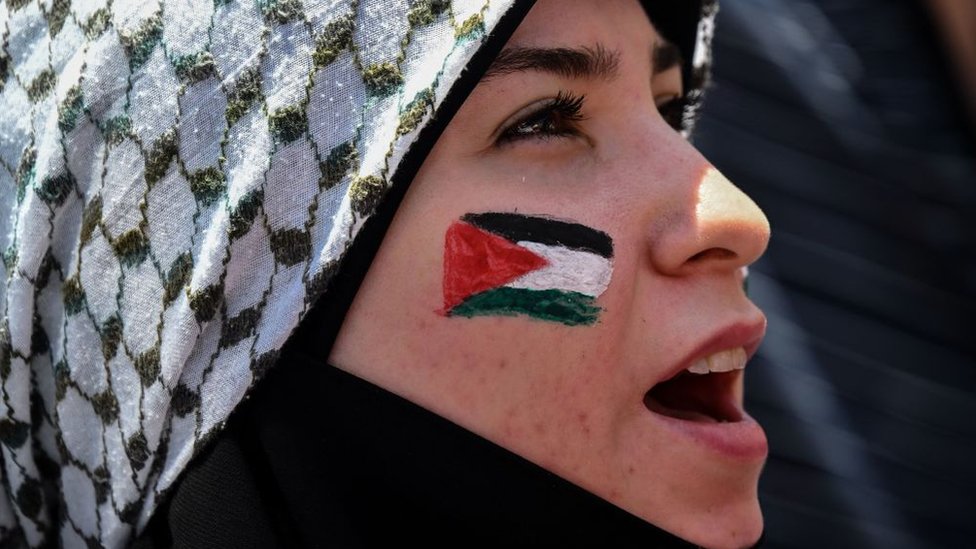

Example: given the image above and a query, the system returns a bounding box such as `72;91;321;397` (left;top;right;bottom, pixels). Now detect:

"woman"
0;0;767;547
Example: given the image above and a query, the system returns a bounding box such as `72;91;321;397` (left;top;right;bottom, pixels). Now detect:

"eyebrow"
483;40;683;82
483;44;620;81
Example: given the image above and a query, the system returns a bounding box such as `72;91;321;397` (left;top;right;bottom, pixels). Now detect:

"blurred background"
694;0;976;547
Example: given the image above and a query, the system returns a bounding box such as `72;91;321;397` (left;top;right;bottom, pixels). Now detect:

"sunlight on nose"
696;168;767;228
694;166;770;263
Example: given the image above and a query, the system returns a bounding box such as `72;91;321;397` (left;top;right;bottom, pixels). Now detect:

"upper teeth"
687;347;747;375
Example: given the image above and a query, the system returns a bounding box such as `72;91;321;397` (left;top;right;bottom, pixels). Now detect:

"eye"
496;91;587;144
656;95;687;131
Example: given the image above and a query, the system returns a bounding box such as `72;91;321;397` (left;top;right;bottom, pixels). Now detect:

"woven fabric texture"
0;0;517;545
0;0;716;546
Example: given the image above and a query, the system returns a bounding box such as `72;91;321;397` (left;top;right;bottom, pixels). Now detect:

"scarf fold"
0;0;715;545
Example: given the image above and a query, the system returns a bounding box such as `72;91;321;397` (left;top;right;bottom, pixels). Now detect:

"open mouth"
643;348;747;423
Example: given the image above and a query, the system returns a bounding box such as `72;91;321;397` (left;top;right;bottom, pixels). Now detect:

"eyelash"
495;91;688;145
497;91;587;144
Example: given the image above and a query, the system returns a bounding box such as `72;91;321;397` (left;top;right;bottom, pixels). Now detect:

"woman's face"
331;0;770;547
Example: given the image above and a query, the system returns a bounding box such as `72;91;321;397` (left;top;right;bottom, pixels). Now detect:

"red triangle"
442;221;548;312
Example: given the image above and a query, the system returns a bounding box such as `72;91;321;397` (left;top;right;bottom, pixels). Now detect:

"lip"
657;317;767;385
652;407;769;460
644;316;768;460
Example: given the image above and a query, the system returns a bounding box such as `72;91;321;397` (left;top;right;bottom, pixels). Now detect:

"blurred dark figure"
694;0;976;547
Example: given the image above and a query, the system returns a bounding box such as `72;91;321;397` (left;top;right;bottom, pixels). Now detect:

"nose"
649;165;770;276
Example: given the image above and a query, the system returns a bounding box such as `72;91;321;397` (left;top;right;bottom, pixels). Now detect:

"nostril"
687;247;737;263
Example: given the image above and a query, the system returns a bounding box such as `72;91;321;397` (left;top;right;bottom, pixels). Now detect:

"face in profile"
331;0;771;547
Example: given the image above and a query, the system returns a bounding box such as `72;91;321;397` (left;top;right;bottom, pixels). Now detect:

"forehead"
504;0;662;49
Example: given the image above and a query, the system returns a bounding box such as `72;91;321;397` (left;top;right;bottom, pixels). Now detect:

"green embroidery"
92;466;110;504
258;0;304;24
103;115;132;145
188;281;224;323
228;188;264;239
5;0;31;12
27;69;56;102
82;8;112;39
219;306;261;347
58;85;84;133
225;68;264;128
362;62;403;97
46;0;71;36
62;276;86;315
349;174;385;216
250;349;279;379
312;14;355;68
91;390;119;423
125;432;150;470
119;12;164;71
35;172;75;207
408;0;450;26
112;229;150;267
145;128;179;186
268;104;307;145
80;196;102;245
133;346;160;386
1;245;16;276
455;12;485;39
188;166;226;205
163;253;193;305
15;147;36;203
319;141;357;190
173;51;217;84
269;227;311;266
396;88;433;136
171;384;201;416
100;315;123;361
304;258;340;304
51;359;68;400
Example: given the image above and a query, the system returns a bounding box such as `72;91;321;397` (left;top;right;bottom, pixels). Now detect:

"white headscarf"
0;0;716;545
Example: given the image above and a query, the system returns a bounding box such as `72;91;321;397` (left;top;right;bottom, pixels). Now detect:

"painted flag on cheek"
442;213;614;326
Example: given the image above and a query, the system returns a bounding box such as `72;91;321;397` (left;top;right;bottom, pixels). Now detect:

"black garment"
136;352;714;548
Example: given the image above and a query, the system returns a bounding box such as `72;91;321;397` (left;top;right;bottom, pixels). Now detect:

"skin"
330;1;771;547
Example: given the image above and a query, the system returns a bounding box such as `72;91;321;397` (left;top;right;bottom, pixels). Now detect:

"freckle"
627;466;635;475
533;422;546;435
576;412;591;435
498;359;507;370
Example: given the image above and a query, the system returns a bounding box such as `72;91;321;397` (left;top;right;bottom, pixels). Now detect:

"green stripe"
449;287;601;326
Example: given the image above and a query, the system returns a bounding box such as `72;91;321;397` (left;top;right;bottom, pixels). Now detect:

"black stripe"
461;212;613;258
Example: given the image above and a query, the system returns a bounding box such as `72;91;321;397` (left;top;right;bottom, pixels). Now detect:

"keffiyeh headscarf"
0;0;716;545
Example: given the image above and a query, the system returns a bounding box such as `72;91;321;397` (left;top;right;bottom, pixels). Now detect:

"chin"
680;496;764;549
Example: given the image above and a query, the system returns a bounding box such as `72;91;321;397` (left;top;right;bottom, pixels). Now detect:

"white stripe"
506;242;612;297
